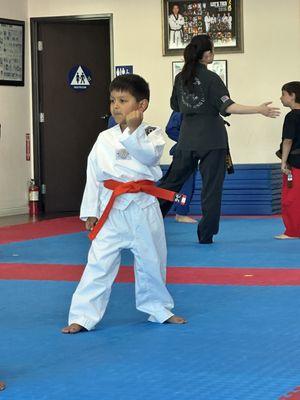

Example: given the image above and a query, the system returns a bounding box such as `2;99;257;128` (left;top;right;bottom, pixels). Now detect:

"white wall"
0;0;31;216
227;0;300;163
27;0;300;164
0;0;299;216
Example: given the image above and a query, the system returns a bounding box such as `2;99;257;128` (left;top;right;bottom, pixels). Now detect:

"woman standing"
159;34;279;243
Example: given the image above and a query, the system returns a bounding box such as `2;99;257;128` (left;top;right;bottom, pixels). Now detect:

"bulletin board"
0;18;25;86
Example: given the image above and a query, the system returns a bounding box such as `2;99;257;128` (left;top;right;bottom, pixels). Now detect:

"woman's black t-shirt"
171;63;235;151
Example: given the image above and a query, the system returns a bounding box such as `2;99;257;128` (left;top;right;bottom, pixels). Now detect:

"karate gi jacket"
80;123;165;220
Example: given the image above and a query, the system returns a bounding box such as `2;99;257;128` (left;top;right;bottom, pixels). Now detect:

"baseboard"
0;206;28;217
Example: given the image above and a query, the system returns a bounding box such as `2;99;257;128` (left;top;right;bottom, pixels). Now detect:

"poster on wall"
115;65;133;76
162;0;243;55
172;59;228;86
68;65;92;90
0;18;25;86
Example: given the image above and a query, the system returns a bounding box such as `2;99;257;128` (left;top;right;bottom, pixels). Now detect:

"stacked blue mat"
161;163;282;215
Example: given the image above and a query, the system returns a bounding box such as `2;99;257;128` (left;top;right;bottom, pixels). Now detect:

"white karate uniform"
68;123;175;330
168;13;185;48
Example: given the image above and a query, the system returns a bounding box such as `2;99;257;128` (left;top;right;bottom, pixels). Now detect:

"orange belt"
88;179;187;240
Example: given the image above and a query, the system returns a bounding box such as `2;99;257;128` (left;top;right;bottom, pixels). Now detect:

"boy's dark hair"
110;74;150;101
282;81;300;103
172;3;180;11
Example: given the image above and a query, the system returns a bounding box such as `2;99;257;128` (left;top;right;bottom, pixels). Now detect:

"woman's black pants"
158;148;227;243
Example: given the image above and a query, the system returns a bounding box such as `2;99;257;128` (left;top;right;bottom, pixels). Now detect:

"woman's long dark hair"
181;34;213;91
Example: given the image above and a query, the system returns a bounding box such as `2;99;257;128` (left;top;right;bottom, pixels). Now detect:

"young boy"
0;381;5;391
62;74;186;334
275;81;300;239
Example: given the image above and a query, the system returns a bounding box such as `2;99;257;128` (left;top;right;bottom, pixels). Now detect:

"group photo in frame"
0;18;25;86
163;0;243;56
172;59;228;86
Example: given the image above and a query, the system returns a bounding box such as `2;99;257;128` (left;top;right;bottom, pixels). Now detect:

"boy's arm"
280;112;297;174
281;138;293;174
120;124;165;167
119;110;165;167
80;147;102;222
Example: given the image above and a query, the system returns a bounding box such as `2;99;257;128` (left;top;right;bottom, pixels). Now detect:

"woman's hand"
258;102;281;118
85;217;98;231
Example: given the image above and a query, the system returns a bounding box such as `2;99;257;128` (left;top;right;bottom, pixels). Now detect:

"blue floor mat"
0;218;299;268
0;280;299;400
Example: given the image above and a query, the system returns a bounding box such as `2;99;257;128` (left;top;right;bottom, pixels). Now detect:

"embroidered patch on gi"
180;77;205;110
173;193;187;205
221;95;230;103
116;149;131;160
145;126;156;135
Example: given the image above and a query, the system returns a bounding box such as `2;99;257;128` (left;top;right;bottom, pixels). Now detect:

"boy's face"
110;90;146;127
280;90;295;107
172;5;179;14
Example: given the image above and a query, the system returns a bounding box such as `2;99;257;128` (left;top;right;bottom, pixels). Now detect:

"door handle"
100;114;110;120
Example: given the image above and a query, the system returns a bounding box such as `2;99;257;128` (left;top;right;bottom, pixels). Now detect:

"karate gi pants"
68;201;174;330
281;167;300;237
159;148;227;243
169;30;183;48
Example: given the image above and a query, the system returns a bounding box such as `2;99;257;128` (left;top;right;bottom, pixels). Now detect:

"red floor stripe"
1;263;300;285
0;216;84;244
279;386;300;400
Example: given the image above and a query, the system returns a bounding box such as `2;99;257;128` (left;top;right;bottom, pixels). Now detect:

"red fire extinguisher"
28;179;39;217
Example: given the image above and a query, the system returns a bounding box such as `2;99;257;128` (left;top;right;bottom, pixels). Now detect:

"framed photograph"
0;18;25;86
163;0;243;56
172;61;185;83
172;59;228;86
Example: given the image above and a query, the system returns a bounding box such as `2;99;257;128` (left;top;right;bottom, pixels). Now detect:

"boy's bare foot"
0;382;5;391
274;234;300;240
61;323;87;334
175;215;197;223
165;315;187;324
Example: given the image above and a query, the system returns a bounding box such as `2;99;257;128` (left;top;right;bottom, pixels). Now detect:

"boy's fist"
281;161;291;175
86;217;98;231
126;110;143;133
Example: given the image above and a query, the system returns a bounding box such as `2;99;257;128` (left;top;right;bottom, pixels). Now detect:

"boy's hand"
126;110;143;133
85;217;98;231
259;102;280;118
281;161;291;175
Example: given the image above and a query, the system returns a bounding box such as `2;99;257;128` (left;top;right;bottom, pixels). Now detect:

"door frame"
30;14;114;189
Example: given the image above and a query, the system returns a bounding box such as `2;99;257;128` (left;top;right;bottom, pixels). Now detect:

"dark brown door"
36;19;111;213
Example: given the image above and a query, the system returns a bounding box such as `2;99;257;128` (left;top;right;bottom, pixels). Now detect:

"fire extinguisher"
28;179;39;217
